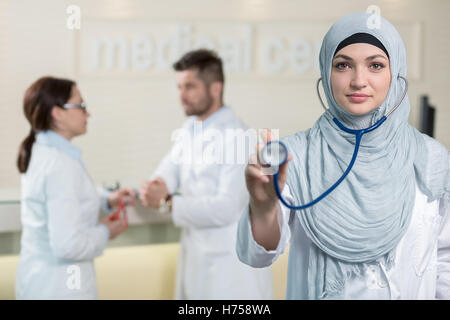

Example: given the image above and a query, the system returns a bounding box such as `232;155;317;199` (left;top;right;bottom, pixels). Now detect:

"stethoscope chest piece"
261;141;288;167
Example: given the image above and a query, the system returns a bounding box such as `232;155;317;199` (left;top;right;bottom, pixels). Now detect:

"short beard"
186;91;214;118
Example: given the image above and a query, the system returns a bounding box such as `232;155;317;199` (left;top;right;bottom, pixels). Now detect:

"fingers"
139;181;151;206
112;212;129;229
259;128;273;144
248;153;259;167
140;181;151;193
108;210;119;221
256;129;273;167
126;188;136;206
266;129;273;143
246;161;270;183
277;154;292;185
117;188;135;206
255;143;268;167
100;216;110;224
123;211;128;229
250;147;268;168
128;191;136;206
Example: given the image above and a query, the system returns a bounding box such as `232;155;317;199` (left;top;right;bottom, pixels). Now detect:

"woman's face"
58;85;90;138
330;43;391;115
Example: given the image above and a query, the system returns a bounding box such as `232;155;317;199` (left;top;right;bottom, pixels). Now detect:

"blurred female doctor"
15;76;134;299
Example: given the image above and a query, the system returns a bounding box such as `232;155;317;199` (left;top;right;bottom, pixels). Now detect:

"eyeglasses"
63;102;87;113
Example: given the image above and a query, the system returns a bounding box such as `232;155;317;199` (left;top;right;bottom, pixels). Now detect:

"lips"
346;93;370;103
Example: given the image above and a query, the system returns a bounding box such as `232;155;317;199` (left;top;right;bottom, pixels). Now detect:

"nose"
350;67;368;89
179;88;187;102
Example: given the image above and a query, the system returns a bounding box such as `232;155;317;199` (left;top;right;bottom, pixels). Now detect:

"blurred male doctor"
140;49;272;299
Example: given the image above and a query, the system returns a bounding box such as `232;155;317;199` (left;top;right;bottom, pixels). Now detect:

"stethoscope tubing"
271;75;407;211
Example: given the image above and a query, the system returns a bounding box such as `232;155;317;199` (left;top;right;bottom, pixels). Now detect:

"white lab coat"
153;106;273;299
16;131;112;300
237;181;450;299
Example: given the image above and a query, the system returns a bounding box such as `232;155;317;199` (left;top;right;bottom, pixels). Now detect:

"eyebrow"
333;54;388;61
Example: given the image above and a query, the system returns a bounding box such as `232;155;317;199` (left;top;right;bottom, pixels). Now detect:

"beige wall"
1;0;449;197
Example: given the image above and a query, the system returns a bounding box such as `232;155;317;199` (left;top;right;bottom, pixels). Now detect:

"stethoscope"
261;75;408;210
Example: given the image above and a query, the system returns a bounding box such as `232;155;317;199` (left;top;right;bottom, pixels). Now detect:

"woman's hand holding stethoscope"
245;130;292;215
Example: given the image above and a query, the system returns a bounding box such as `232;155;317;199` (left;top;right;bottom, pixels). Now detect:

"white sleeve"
436;154;450;299
151;144;181;195
171;162;248;228
236;184;294;268
97;187;113;215
46;162;109;262
149;124;191;194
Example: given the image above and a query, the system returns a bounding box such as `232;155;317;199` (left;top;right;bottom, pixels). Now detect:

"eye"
334;62;350;70
370;62;385;71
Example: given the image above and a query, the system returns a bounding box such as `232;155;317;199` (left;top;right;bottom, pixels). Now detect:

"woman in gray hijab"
237;12;449;299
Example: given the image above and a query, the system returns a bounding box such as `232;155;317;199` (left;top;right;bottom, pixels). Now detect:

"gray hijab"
282;12;449;299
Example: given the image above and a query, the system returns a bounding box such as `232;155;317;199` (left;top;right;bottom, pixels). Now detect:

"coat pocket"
412;201;442;277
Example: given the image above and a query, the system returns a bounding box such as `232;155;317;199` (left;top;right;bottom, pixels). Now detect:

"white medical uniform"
153;106;273;299
237;181;450;299
16;130;112;300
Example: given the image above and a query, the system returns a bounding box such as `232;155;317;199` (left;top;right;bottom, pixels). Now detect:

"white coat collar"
197;105;232;129
36;130;82;160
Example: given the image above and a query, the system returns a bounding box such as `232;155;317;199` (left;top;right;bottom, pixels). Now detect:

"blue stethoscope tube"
264;76;408;211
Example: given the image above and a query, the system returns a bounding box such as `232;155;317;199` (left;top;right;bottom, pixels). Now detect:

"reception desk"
0;242;289;300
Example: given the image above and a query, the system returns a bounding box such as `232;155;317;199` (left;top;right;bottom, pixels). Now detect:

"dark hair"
17;76;75;173
173;49;225;85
